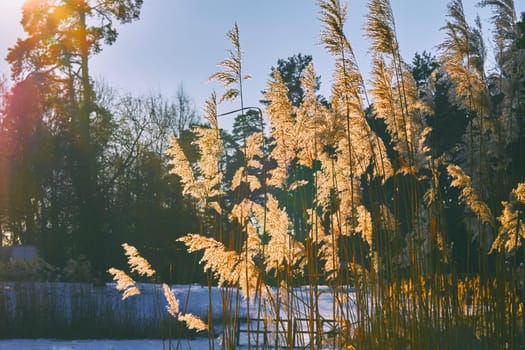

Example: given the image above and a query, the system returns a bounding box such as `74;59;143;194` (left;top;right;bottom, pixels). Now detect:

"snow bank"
0;282;357;339
0;338;214;350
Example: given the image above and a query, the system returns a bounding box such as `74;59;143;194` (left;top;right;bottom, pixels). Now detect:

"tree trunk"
71;3;105;274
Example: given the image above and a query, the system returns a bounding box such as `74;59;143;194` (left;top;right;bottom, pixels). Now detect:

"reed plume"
209;23;251;103
491;182;525;254
107;268;141;300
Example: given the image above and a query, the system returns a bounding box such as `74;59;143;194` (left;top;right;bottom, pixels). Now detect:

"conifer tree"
6;0;143;272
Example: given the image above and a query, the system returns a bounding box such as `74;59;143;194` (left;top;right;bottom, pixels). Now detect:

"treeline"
1;0;525;289
0;0;202;282
0;1;279;283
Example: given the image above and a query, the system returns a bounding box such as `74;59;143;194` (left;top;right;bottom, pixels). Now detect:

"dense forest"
0;0;204;282
1;0;525;346
0;0;522;282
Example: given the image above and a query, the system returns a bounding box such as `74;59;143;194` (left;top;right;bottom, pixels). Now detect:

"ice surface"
1;283;357;348
0;339;214;350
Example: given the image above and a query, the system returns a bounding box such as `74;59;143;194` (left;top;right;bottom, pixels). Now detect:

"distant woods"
0;0;203;282
1;0;525;291
0;72;204;280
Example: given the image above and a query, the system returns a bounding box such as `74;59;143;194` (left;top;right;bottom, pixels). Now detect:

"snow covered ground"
0;338;214;350
1;284;357;348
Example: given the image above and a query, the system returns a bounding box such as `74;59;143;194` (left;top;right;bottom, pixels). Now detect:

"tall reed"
112;0;524;348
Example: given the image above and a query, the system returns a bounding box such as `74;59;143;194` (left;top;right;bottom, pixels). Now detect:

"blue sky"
1;0;524;127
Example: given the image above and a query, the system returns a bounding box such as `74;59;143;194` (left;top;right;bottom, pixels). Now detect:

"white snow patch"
0;339;214;350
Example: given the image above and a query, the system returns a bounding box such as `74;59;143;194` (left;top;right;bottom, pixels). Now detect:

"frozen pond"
0;339;215;349
1;284;357;348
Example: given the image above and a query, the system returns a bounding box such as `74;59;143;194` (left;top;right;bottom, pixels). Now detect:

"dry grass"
113;0;525;348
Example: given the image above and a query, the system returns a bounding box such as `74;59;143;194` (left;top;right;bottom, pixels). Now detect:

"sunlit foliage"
165;0;525;347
